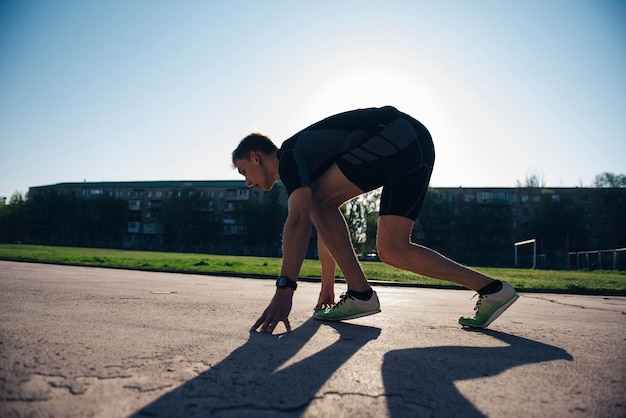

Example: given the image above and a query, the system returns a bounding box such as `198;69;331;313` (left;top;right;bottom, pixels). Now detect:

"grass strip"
1;244;624;295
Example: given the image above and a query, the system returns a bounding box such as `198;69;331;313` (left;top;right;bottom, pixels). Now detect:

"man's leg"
377;215;518;328
310;164;380;320
315;237;336;310
309;163;372;292
310;202;370;292
311;206;381;321
376;215;493;291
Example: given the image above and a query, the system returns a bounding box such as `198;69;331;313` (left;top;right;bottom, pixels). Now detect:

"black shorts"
336;116;435;220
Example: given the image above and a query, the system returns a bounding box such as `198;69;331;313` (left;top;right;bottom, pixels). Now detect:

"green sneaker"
314;290;381;321
459;281;518;328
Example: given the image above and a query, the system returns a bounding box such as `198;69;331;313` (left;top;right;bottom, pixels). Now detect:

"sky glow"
1;0;624;200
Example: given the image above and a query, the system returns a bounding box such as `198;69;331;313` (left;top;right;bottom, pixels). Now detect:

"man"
232;106;518;334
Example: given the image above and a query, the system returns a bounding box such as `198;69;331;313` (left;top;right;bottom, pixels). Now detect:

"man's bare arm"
280;187;313;279
250;187;313;333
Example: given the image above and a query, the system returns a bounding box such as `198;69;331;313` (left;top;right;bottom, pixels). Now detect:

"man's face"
234;153;272;191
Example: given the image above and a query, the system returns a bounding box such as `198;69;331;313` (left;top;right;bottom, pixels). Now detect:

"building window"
128;222;141;233
83;189;103;197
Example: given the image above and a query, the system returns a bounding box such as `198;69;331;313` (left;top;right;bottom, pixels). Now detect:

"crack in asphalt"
524;295;626;312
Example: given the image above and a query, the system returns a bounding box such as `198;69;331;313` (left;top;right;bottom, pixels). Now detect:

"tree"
341;189;381;254
515;171;545;188
419;189;454;250
418;189;513;266
14;192;128;247
161;188;220;251
234;187;286;250
0;192;27;243
421;193;510;255
530;192;585;262
24;192;127;247
342;198;367;252
593;172;626;188
598;187;626;248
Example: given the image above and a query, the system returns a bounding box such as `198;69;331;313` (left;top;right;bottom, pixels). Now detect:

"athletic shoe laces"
331;292;354;310
471;293;484;312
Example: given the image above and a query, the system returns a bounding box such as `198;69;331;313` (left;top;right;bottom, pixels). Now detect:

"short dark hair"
231;133;278;166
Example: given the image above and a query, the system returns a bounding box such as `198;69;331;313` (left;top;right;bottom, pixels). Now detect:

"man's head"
232;133;279;191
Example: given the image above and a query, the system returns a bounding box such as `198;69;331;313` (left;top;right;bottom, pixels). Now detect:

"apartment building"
28;180;288;252
26;181;624;267
422;186;624;268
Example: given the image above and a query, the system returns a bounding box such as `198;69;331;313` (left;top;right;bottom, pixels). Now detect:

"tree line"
0;187;288;255
1;172;624;267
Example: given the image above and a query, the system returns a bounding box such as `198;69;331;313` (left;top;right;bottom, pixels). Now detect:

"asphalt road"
0;261;624;417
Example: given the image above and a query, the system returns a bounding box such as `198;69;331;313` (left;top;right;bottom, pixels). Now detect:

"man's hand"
251;187;310;334
251;288;294;334
314;289;335;310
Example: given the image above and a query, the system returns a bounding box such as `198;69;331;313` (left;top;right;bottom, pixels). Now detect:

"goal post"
514;238;536;268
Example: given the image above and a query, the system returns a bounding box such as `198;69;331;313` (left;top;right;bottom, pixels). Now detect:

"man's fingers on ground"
260;318;276;333
251;315;290;334
250;315;266;332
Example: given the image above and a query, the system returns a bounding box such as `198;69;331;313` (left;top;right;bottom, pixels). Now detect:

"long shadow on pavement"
382;330;573;417
131;318;381;417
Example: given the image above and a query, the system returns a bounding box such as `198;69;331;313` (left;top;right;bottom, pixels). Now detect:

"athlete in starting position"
232;106;518;334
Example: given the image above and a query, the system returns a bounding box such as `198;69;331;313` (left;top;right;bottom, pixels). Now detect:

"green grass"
1;244;625;295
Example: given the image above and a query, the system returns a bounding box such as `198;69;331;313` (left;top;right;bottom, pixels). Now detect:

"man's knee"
310;200;333;222
376;215;415;266
376;238;407;267
376;243;394;265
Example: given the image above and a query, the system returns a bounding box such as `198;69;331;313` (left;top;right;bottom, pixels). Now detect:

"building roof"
30;180;248;190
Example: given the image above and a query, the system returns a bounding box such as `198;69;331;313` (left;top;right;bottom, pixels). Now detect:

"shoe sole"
460;294;519;329
313;308;381;322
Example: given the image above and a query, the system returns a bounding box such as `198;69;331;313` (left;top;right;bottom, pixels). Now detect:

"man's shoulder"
277;147;308;196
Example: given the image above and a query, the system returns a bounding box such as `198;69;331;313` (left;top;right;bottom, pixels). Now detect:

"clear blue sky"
1;0;624;200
